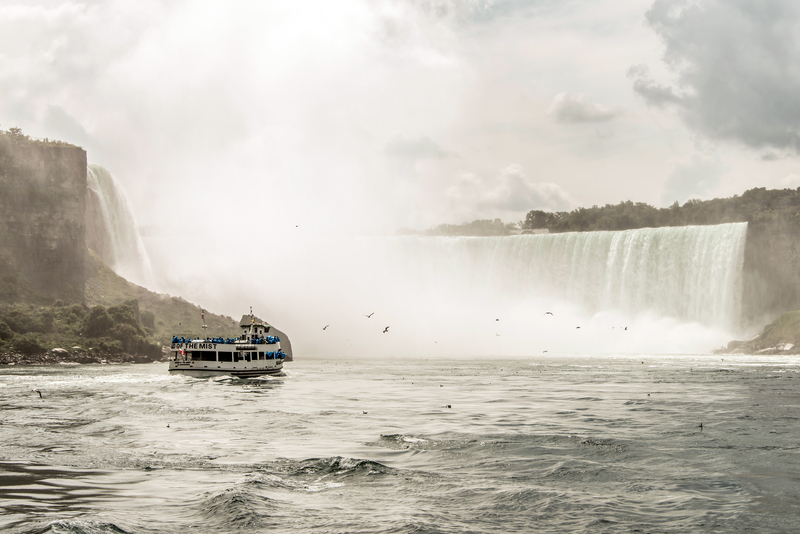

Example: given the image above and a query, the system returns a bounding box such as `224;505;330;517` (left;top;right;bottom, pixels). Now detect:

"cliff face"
0;134;87;302
742;219;800;330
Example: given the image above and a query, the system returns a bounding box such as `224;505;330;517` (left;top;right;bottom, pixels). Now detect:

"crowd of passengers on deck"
171;336;281;345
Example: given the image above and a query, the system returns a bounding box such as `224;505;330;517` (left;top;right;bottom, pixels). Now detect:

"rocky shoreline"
0;347;168;366
714;310;800;355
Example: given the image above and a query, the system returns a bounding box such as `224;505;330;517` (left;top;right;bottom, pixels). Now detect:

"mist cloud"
385;134;452;160
548;92;620;123
633;0;800;152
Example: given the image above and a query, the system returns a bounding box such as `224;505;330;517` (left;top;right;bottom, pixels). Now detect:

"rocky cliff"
0;132;87;303
741;219;800;330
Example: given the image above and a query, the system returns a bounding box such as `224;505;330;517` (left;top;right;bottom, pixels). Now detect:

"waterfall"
85;164;153;288
144;222;748;355
386;223;748;331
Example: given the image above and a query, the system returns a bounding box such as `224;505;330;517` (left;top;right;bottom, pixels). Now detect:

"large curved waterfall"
386;223;748;331
85;164;153;287
146;222;748;356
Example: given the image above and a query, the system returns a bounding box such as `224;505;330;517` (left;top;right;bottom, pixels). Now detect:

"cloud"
445;164;573;221
547;92;620;123
385;134;452;160
662;152;726;205
633;0;800;152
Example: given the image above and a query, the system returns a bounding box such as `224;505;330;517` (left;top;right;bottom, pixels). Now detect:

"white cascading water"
85;164;154;288
145;221;748;357
385;222;748;331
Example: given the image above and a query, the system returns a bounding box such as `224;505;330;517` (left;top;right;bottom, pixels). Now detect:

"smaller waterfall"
85;164;153;288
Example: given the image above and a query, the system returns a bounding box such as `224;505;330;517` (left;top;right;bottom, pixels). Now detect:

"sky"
3;0;800;238
3;0;800;356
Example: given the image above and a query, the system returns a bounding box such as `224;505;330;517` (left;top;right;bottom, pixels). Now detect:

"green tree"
0;320;12;341
82;306;114;337
12;333;43;355
524;210;560;229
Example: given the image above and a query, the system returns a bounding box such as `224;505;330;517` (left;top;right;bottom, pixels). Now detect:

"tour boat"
168;313;286;378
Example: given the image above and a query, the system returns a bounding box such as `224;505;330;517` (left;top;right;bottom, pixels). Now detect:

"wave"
288;456;393;478
10;519;132;534
199;487;275;529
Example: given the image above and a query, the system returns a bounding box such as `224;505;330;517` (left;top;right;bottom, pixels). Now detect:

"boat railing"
171;336;281;345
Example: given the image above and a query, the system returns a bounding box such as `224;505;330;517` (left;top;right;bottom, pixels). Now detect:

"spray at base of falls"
144;222;748;357
86;164;154;288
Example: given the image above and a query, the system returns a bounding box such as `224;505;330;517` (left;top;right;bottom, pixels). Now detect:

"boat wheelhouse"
168;313;286;378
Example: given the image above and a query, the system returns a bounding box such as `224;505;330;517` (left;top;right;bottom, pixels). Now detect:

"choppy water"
1;356;799;533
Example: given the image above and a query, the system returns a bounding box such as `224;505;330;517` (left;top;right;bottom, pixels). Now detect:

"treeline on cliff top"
0;126;77;148
415;186;800;236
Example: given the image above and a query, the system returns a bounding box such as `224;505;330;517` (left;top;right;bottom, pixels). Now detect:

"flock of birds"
322;310;627;341
322;312;389;334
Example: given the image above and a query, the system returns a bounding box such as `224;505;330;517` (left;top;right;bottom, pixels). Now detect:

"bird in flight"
32;389;42;398
365;313;374;318
383;326;390;333
544;311;554;316
323;325;329;330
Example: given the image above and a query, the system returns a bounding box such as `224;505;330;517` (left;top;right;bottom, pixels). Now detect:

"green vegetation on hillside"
0;251;240;363
84;250;239;342
0;299;159;361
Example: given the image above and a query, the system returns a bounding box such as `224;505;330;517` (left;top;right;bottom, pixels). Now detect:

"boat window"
218;352;233;362
258;352;264;360
245;353;251;362
197;351;217;362
234;353;240;362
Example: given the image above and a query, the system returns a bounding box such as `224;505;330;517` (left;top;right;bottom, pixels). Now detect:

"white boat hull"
168;337;286;379
168;362;283;378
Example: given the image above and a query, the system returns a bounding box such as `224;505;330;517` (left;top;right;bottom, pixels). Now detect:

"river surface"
1;355;799;533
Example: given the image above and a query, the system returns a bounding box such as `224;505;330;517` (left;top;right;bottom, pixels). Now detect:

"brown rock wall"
0;135;87;302
741;219;800;330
